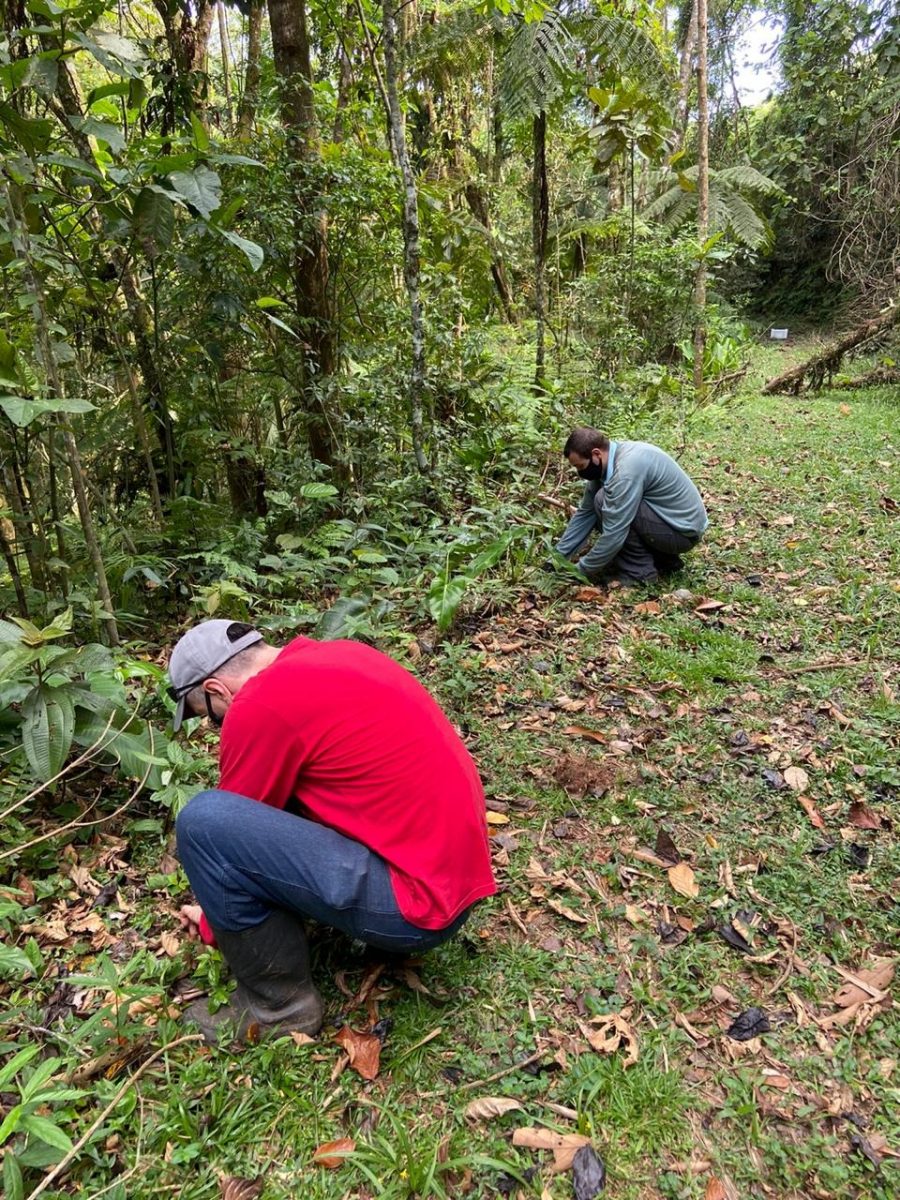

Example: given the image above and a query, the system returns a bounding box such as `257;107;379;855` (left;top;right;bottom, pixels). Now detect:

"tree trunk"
382;0;428;471
217;2;233;126
532;110;548;392
51;50;178;499
0;457;45;595
0;511;28;618
464;183;517;323
692;0;709;400
112;333;165;527
238;1;263;137
675;0;698;150
46;419;69;597
4;188;119;645
267;0;345;477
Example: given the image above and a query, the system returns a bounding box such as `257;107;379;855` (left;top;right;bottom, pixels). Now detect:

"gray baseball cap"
167;619;263;731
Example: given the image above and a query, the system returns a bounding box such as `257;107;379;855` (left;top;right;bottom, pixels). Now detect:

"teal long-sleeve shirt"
555;440;708;577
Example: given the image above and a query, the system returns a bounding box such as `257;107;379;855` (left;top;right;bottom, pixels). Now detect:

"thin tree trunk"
50;50;178;499
464;183;516;323
532;110;548;392
217;2;233;127
0;513;28;618
692;0;709;401
238;2;263;137
112;333;165;527
46;419;68;597
4;454;47;594
382;0;428;470
268;0;345;478
4;188;119;645
675;0;698;150
333;9;355;143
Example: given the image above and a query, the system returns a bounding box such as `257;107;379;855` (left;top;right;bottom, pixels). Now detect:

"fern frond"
716;164;783;196
721;189;771;250
500;10;574;120
584;15;673;98
642;183;683;220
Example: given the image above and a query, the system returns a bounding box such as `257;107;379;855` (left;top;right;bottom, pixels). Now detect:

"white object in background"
770;328;789;340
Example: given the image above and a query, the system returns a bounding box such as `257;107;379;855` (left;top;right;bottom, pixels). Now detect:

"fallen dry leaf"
704;1180;727;1200
333;1025;382;1081
312;1138;355;1168
833;960;895;1008
486;811;510;826
547;898;589;925
219;1178;264;1200
783;765;809;791
797;794;824;828
584;1013;638;1067
290;1031;315;1046
668;862;699;899
463;1096;524;1122
563;725;606;744
847;801;880;829
511;1127;592;1172
158;930;180;957
693;598;726;613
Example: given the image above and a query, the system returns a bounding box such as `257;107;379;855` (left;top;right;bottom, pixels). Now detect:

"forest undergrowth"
1;372;898;1200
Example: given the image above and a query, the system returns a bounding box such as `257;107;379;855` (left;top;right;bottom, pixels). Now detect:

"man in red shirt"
168;620;496;1042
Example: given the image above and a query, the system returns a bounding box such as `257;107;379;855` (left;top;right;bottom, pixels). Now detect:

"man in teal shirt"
553;427;708;585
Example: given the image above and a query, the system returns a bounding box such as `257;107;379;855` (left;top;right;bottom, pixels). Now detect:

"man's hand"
179;904;204;940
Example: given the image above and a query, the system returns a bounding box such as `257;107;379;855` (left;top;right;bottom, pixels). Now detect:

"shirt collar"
604;441;618;483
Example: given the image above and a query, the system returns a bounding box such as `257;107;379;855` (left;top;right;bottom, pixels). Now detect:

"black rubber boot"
186;909;324;1044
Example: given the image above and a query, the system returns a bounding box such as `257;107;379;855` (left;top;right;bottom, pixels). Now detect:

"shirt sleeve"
217;702;308;811
577;465;645;577
555;483;600;556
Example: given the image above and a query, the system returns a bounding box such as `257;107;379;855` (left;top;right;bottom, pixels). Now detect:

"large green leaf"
21;686;74;782
167;165;222;219
19;1114;73;1153
0;644;40;684
427;573;469;633
299;482;339;500
0;619;24;647
0;102;52;153
0;395;95;428
316;596;370;640
132;187;175;258
74;711;166;788
216;226;264;271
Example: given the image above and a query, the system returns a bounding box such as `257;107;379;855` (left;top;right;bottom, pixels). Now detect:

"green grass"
2;372;899;1198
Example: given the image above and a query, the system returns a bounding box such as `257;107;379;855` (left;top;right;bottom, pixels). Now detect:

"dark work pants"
176;790;471;952
594;491;700;582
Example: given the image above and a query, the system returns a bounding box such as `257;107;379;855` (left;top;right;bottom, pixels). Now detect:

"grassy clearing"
2;376;898;1199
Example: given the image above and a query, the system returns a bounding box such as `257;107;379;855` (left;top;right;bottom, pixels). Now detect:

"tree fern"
583;15;673;98
643;163;782;250
500;10;575;120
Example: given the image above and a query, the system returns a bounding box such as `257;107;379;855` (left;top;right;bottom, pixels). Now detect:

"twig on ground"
418;1048;546;1098
24;1034;203;1200
767;657;867;677
505;897;529;937
765;913;799;997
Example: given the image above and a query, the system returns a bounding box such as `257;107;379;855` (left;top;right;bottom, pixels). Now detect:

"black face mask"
578;460;605;481
204;692;223;728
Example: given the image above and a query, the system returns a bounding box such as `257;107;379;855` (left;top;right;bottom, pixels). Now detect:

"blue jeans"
176;790;471;952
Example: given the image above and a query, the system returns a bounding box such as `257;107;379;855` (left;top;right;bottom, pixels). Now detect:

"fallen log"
763;302;899;395
833;366;900;390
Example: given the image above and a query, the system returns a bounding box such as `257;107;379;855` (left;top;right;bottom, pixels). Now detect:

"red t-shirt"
203;637;495;938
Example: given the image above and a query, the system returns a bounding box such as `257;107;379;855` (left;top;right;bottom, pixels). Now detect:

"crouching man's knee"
175;789;225;866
